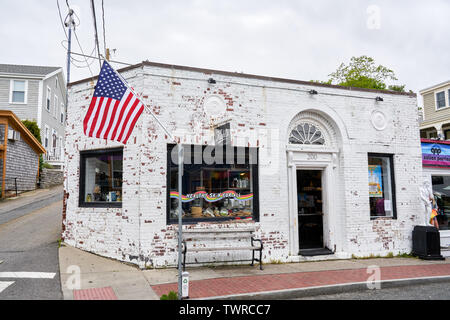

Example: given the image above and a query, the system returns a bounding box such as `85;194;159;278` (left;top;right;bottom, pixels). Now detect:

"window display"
79;148;123;207
167;144;258;222
431;175;450;230
368;154;396;218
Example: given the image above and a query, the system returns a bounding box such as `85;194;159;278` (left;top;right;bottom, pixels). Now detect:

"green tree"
325;56;406;92
21;119;41;143
21;119;46;171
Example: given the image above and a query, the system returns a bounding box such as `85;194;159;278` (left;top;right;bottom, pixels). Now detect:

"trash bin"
412;226;445;260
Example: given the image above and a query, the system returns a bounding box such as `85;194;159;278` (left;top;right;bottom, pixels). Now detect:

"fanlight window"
289;123;325;145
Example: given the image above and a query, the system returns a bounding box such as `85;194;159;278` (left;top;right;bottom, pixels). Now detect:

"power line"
56;0;68;40
90;0;103;70
101;0;107;59
73;30;95;77
70;51;133;66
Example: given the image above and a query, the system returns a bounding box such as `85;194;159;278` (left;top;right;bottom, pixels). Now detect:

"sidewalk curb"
200;275;450;300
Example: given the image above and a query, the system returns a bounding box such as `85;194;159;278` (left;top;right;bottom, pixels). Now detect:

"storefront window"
167;144;259;223
368;154;396;218
431;175;450;230
79;148;123;208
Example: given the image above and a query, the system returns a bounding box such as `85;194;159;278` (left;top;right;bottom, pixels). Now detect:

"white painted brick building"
63;61;424;268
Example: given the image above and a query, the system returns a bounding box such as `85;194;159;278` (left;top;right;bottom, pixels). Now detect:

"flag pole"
142;105;184;300
111;65;184;299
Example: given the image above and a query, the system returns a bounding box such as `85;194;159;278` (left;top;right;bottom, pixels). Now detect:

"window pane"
13;80;25;91
168;145;257;222
368;155;395;217
431;175;450;230
12;91;25;103
437;91;446;109
83;152;123;203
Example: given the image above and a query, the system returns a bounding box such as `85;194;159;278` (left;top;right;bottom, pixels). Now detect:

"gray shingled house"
0;64;66;169
0;110;46;197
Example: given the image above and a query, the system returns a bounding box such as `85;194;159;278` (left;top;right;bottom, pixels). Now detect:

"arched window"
288;123;325;145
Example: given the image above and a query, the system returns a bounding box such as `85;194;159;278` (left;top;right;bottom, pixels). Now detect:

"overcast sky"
1;0;449;103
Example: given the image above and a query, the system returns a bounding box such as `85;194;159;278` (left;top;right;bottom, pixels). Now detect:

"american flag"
83;61;145;144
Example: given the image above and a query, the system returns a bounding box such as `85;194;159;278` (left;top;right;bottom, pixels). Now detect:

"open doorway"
297;169;331;256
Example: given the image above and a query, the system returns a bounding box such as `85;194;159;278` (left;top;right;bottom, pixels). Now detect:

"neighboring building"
418;81;450;257
63;61;423;269
0;110;46;197
419;80;450;139
0;64;66;168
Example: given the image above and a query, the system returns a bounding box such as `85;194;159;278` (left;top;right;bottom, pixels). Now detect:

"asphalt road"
0;188;62;225
297;281;450;300
0;200;63;300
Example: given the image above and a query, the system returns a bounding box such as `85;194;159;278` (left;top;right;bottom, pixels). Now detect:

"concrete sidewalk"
59;244;450;300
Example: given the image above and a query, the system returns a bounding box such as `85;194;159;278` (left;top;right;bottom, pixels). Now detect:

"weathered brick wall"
5;126;39;192
63;64;423;268
40;168;63;188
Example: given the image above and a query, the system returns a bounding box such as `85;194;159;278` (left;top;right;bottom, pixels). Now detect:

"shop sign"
421;140;450;168
170;190;253;203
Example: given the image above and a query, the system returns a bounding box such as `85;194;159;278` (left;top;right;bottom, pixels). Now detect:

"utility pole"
64;8;75;114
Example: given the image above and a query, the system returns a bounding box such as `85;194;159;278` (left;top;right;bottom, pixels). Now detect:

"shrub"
160;291;178;300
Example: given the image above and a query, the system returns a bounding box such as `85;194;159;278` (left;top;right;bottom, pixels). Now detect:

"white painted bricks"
63;64;422;268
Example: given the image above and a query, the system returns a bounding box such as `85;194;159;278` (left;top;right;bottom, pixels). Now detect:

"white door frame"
287;146;338;256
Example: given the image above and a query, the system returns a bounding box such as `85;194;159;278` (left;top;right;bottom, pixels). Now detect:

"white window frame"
51;129;57;156
59;136;63;160
436;91;447;110
9;79;28;104
54;95;58;118
55;77;58;89
60;102;65;124
44;125;49;149
46;86;51;111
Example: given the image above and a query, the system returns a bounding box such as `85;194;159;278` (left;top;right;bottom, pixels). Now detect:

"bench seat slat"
182;229;255;234
183;235;254;240
186;246;261;252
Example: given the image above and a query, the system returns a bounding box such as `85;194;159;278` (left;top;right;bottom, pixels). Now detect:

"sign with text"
421;139;450;168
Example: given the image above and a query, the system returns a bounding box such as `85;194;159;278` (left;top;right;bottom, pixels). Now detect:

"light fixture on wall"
375;96;383;102
309;89;318;95
208;78;216;84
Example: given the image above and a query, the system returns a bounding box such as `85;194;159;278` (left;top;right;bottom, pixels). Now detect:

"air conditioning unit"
7;129;20;141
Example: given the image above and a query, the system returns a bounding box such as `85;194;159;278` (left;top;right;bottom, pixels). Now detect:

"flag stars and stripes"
83;61;145;144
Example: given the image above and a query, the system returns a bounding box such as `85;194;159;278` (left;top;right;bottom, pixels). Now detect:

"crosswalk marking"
0;272;56;279
0;281;14;294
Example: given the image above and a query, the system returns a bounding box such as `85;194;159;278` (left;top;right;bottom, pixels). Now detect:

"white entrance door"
287;148;338;256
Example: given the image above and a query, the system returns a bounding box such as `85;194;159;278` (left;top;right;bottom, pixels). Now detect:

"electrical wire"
73;29;95;77
101;0;107;58
90;0;103;70
56;0;68;40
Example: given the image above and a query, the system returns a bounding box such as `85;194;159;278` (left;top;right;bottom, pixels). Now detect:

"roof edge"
419;80;450;95
0;110;46;154
68;60;417;97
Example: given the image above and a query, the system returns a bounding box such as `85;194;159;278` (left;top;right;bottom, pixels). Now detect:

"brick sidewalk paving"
151;264;450;299
73;286;118;300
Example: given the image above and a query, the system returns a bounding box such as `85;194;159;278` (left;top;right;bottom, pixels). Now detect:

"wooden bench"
181;228;263;271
